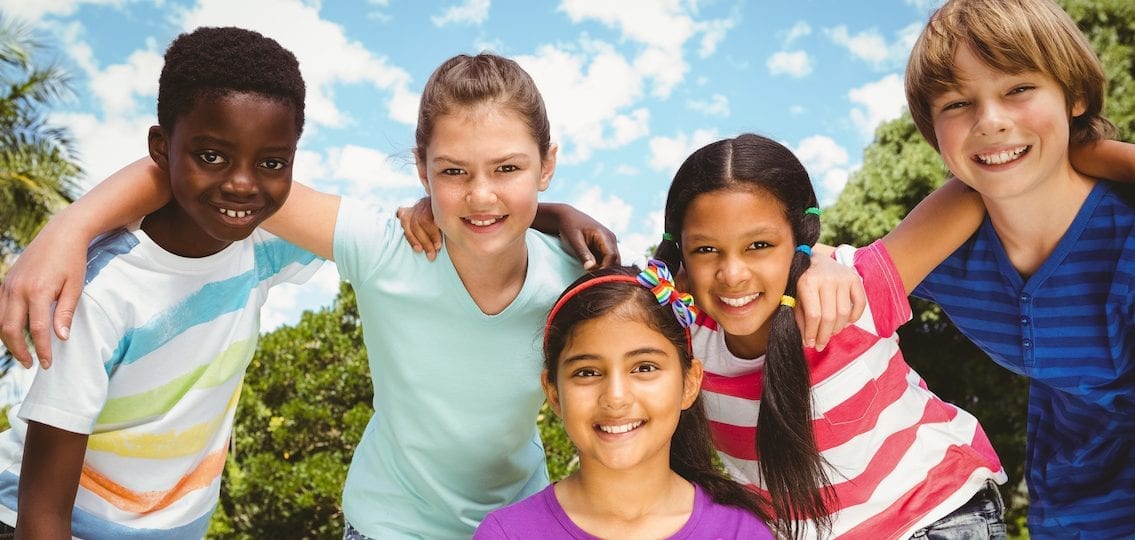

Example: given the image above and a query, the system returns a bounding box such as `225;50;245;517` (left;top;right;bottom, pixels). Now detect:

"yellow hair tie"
780;295;797;308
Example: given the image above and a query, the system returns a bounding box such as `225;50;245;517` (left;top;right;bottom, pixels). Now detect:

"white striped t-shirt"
695;241;1005;539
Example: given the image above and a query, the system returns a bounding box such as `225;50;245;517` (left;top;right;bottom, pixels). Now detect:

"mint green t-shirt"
334;199;583;539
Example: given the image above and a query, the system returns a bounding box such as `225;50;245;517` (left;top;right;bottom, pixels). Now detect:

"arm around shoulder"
261;182;340;261
1069;139;1135;183
882;177;985;295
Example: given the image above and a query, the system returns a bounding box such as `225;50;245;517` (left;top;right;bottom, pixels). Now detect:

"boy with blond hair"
905;0;1135;535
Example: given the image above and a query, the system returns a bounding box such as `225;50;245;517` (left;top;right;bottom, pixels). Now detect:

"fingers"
593;230;621;268
848;277;867;326
0;292;34;369
395;207;424;253
27;295;54;370
396;205;443;261
565;233;597;271
795;276;824;351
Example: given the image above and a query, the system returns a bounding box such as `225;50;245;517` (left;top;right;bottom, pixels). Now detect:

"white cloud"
431;0;491;27
825;24;918;70
688;94;729;117
615;164;639;175
260;263;342;330
0;0;122;21
618;209;665;265
87;49;163;117
904;0;943;12
324;145;421;195
767;50;812;78
648;128;719;174
570;185;633;236
792;135;852;205
518;42;650;164
557;0;738;97
782;21;812;46
176;0;416;128
49;111;154;191
848;73;906;138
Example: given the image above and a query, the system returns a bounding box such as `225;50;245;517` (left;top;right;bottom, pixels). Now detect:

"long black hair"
654;133;833;539
543;265;771;523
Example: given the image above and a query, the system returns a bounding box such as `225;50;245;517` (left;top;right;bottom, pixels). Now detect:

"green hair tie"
805;207;822;216
662;233;675;242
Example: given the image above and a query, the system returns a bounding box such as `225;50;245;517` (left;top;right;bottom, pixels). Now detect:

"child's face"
416;105;555;261
544;312;700;474
680;188;794;359
930;44;1085;203
151;92;297;257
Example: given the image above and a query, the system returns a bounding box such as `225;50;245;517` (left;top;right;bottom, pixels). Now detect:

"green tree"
0;14;82;274
1062;0;1135;141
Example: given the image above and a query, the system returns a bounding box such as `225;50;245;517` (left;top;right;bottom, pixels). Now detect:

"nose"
223;165;258;197
716;254;750;288
599;372;632;411
465;175;498;207
975;101;1011;136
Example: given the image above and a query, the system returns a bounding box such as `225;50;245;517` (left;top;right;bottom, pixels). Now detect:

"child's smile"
680;188;795;360
546;313;698;472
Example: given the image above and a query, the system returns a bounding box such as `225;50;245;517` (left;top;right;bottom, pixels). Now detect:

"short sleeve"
332;199;403;285
841;241;913;337
17;293;115;434
471;514;509;540
252;229;324;289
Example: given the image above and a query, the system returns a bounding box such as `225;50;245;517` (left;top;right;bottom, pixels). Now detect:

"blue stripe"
85;230;140;285
0;471;211;539
915;181;1135;536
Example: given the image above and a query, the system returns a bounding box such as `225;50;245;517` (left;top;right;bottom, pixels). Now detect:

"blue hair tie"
795;244;812;257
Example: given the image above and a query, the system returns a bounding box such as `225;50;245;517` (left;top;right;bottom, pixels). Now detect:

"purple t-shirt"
473;482;774;539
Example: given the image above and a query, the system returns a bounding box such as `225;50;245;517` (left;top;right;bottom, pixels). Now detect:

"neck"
982;169;1095;277
446;239;529;315
560;463;691;522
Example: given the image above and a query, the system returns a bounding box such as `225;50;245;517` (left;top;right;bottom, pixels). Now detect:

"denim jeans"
344;520;376;540
0;520;13;540
910;480;1007;539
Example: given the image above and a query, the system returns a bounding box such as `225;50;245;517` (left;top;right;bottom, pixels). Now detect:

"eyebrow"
560;347;671;366
431;152;530;166
683;225;781;243
188;135;294;154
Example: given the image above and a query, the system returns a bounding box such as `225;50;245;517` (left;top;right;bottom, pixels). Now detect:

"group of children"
0;0;1132;538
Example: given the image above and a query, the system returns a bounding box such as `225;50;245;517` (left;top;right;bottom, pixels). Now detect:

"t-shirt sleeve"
17;293;114;435
332;198;403;285
471;513;509;540
843;240;912;337
253;229;324;289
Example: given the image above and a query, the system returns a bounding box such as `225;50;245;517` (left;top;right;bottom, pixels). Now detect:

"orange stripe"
78;444;229;514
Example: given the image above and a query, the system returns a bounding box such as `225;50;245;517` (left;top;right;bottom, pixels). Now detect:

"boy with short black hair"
904;0;1135;535
0;26;319;538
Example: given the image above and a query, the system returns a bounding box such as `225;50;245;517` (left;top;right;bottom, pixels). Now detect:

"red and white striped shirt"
695;241;1005;539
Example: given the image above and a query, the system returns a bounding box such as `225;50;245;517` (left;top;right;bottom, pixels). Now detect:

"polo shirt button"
1020;317;1029;326
1023;339;1032;349
1019;294;1030;303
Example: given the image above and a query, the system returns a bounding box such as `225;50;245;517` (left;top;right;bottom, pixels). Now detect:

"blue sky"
4;0;944;329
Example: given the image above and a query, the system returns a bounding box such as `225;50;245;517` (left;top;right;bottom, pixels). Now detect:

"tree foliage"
0;14;82;274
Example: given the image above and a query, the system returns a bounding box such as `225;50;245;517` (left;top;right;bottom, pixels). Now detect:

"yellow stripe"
88;385;241;458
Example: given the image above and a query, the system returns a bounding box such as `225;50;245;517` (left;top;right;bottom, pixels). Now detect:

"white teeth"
468;217;500;227
976;146;1028;165
219;208;252;218
597;421;643;434
720;293;760;307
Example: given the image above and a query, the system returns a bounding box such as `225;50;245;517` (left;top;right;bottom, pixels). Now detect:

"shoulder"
687;485;774;539
475;486;566;538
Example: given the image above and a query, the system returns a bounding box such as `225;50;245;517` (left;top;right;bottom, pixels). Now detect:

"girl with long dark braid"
655;133;1006;539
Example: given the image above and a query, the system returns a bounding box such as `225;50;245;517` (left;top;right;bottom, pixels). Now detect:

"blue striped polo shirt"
914;180;1135;538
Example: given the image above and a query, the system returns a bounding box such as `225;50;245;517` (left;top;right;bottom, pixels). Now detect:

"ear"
147;126;170;172
541;369;563;416
1071;94;1088;118
537;143;557;192
681;358;704;410
414;148;431;196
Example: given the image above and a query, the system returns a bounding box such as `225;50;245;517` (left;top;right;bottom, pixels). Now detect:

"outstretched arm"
260;182;339;261
16;422;88;538
1069;139;1135;183
0;158;168;369
396;199;620;269
882;178;985;294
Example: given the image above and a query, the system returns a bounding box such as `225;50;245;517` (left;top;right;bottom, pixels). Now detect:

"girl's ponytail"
759;208;833;540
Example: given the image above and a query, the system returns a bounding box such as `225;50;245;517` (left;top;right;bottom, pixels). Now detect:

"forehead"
560;313;681;363
682;188;790;238
173;91;299;145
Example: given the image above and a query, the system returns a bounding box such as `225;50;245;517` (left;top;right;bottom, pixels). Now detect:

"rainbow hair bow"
637;258;698;328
